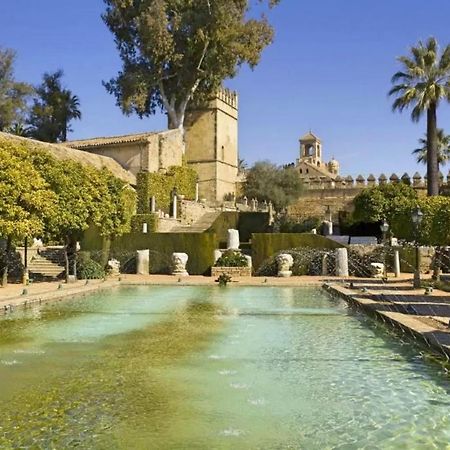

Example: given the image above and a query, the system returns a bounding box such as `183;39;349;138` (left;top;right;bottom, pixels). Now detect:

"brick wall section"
211;267;252;277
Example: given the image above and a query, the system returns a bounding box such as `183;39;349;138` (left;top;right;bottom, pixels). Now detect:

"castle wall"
67;130;184;177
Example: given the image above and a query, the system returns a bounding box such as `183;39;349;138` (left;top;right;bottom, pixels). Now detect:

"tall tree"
412;128;450;165
0;139;57;286
28;70;81;142
389;37;450;196
243;161;303;210
0;48;33;131
103;0;279;130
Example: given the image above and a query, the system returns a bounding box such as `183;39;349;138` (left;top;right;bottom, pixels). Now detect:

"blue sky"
2;0;450;178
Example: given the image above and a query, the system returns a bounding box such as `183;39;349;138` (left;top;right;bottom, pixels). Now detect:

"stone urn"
276;254;294;278
172;253;189;276
370;263;385;278
107;259;121;276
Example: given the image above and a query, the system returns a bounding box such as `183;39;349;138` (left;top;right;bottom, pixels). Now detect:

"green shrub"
215;250;248;267
77;253;105;279
252;233;345;271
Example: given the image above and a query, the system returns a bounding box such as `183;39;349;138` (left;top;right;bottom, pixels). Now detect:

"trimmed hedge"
130;214;159;233
137;166;197;213
252;233;345;270
207;211;270;245
207;212;239;246
81;228;217;275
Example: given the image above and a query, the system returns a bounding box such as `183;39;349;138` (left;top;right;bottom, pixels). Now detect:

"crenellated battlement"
217;88;238;109
303;171;450;191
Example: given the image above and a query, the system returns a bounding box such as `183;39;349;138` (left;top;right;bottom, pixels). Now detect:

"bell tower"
299;131;322;166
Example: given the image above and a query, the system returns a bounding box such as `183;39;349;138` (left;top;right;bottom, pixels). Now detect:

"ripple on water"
14;349;45;355
1;360;21;366
218;370;237;376
230;383;249;390
220;428;244;437
209;354;226;360
248;398;266;406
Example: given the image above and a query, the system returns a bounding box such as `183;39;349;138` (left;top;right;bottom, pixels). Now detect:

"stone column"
244;255;252;269
393;249;401;278
195;182;199;202
136;250;150;275
321;254;329;276
227;229;240;250
172;194;178;220
150;196;156;213
142;222;148;234
335;248;349;277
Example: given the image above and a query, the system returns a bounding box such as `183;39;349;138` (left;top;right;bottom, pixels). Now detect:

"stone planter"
211;266;252;278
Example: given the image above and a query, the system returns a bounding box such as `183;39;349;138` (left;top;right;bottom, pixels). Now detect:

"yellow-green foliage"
137;166;197;212
0;139;57;241
0;137;136;243
252;233;345;270
418;196;450;245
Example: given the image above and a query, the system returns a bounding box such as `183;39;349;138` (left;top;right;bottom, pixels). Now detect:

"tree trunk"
1;237;12;287
427;104;439;196
64;236;70;283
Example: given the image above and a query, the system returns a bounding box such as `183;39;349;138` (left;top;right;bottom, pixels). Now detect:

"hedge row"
81;227;217;275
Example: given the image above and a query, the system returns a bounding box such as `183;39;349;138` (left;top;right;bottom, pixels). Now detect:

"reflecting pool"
1;286;450;449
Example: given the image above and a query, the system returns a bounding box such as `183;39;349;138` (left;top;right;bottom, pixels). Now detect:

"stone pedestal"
213;249;223;264
323;220;333;236
335;248;349;277
393;249;401;278
136;250;150;275
244;255;252;269
227;229;240;250
172;253;189;276
276;254;294;278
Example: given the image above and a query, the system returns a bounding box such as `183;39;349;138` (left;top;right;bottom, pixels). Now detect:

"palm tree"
389;37;450;196
59;90;81;142
28;70;81;142
412;128;450;165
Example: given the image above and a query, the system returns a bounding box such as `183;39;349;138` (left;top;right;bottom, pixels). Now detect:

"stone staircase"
28;247;65;279
172;211;221;233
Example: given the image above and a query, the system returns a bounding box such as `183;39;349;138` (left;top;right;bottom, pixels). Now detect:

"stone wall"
180;200;216;226
211;267;252;277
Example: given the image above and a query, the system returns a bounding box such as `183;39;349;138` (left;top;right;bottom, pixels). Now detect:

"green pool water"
1;286;450;449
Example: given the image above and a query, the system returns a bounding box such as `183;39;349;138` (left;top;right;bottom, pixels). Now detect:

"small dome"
327;157;340;174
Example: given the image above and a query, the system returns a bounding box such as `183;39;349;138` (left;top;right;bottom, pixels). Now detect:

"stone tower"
184;89;238;203
296;131;340;179
299;132;323;167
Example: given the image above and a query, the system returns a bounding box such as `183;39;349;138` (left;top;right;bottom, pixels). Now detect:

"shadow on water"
0;298;224;449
